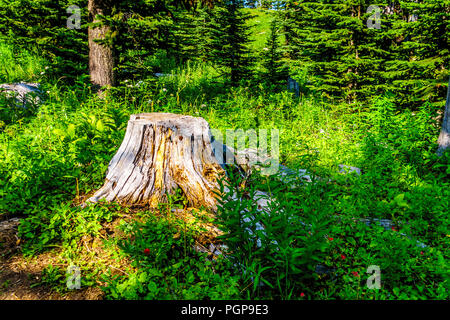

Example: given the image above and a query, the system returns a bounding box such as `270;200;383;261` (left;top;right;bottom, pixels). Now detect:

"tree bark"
87;113;227;210
437;77;450;156
88;0;116;88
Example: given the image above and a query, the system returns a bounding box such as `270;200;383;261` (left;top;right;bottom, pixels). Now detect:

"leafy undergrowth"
101;213;241;300
0;42;448;300
215;167;448;300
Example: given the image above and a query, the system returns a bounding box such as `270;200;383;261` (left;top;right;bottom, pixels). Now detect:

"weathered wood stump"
88;113;226;210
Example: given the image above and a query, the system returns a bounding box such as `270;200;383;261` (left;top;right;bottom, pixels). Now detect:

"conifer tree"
384;0;450;107
171;4;215;63
209;0;253;84
261;17;287;85
281;1;383;102
193;5;216;62
0;0;88;79
171;10;198;63
278;0;449;105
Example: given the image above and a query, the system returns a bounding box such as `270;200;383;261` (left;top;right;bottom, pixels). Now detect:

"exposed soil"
0;208;222;300
0;217;104;300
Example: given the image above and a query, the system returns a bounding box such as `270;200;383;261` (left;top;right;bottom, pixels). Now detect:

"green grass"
0;41;448;300
246;8;275;52
245;8;279;76
0;41;46;83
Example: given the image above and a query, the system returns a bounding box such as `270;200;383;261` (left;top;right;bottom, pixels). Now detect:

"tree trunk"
437;77;450;156
88;0;116;88
87;113;227;210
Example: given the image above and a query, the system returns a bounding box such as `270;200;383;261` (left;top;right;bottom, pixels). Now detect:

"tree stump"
87;113;227;210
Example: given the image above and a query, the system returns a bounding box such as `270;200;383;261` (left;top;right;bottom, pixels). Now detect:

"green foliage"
279;0;450;106
216;169;335;299
384;0;450;107
169;1;255;84
170;4;215;63
32;264;66;291
19;202;121;254
102;214;241;300
99;0;181;82
0;42;46;83
0;0;88;79
208;0;254;83
260;17;288;86
216;147;448;299
0;89;127;218
0;2;448;300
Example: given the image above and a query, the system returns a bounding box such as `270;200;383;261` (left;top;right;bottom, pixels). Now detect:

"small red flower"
352;271;359;277
328;237;334;241
144;248;150;255
340;254;346;260
420;251;424;255
300;292;305;297
391;226;397;232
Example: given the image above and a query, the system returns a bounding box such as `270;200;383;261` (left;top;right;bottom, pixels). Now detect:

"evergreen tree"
281;1;385;102
261;17;287;85
278;0;299;61
209;0;253;84
0;0;88;79
171;4;215;63
279;0;450;106
244;0;257;8
259;0;274;9
107;0;182;82
384;0;450;107
0;0;214;85
193;5;216;62
170;9;198;64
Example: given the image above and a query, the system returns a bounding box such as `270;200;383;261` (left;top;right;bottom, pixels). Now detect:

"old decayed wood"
437;76;450;156
88;113;226;209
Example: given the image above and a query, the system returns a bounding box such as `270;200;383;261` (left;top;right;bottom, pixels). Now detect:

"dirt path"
0;217;103;300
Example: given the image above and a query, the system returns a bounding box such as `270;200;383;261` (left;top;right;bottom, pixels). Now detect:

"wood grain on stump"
88;113;226;210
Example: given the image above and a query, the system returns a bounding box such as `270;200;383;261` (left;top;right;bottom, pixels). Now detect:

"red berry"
300;292;305;297
328;237;334;241
352;271;359;277
341;254;346;260
144;248;150;255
